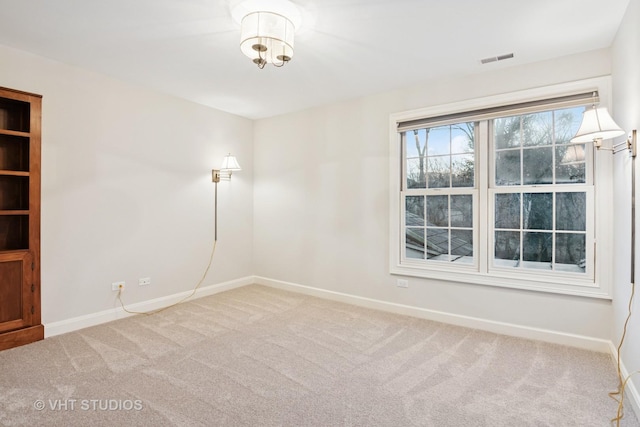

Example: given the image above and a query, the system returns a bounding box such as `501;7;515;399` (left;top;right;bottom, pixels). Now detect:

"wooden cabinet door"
0;251;34;334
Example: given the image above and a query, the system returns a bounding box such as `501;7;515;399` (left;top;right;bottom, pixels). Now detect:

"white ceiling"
0;0;630;119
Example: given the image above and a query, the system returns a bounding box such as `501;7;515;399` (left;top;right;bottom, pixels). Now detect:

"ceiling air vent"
480;53;514;64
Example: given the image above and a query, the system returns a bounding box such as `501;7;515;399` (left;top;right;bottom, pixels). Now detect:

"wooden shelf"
0;129;30;138
0;170;29;177
0;250;29;254
0;210;29;215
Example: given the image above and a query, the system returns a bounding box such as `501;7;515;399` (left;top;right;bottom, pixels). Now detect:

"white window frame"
401;122;479;272
389;77;615;299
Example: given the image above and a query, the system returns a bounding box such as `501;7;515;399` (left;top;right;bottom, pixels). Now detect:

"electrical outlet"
397;279;409;288
112;281;125;291
139;277;151;286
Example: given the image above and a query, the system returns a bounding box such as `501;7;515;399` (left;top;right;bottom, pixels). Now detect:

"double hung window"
490;108;591;275
390;81;613;298
405;123;476;265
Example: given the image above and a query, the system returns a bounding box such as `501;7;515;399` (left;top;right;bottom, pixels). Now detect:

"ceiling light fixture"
240;11;294;68
231;0;301;69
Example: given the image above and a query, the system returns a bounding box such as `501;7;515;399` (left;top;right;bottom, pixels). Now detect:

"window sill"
390;263;611;300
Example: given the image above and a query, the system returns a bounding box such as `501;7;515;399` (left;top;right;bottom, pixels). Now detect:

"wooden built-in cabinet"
0;86;43;350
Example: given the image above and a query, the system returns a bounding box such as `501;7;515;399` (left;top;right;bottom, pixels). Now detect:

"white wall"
253;49;616;340
612;0;640;403
0;44;254;325
0;20;625;345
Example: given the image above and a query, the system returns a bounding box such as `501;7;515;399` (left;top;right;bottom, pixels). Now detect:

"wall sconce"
571;98;639;427
570;97;636;157
569;95;640;425
212;153;242;183
211;153;241;241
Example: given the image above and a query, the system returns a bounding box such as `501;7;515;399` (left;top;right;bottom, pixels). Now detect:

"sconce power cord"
610;138;639;426
116;240;217;316
116;183;219;316
609;280;638;426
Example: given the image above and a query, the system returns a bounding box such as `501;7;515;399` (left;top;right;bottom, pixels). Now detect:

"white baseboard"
609;341;640;421
254;276;612;353
44;276;253;338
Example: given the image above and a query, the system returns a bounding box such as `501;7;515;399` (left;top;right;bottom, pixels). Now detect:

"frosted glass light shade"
240;11;294;68
220;154;241;171
570;107;625;143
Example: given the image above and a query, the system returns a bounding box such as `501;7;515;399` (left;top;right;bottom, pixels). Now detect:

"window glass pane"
405;196;425;226
556;144;586;184
427;228;449;259
406;129;427;157
495;231;520;262
428;126;450;155
495;193;520;229
426;195;448;227
495;149;521;186
451;229;473;257
451;123;474;154
523;232;552;264
451;154;474;187
494;116;521;149
494;107;589;188
408;123;476;190
407;157;426;189
555;233;586;272
400;101;593;282
556;192;586;231
523;111;552;147
554;107;585;145
404;123;477;264
523;193;552;230
428;157;450;188
523;147;553;185
406;228;425;259
452;154;474;188
451;195;473;228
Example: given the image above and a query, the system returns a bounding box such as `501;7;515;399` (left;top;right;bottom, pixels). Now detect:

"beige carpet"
0;284;637;426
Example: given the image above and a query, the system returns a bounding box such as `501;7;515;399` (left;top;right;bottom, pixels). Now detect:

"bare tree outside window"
493;107;587;273
397;90;601;295
404;123;475;263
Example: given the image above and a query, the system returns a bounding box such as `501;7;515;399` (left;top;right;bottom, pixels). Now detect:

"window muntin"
491;190;588;274
391;80;614;298
490;106;590;275
403;123;476;266
406;123;475;190
399;106;593;280
494;107;586;186
405;194;474;264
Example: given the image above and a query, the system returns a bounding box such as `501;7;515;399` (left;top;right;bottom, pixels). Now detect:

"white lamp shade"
570;107;625;143
240;11;294;65
220;154;241;171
